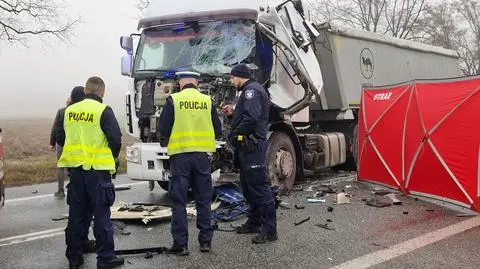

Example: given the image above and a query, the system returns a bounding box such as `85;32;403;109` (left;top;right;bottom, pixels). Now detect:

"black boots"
251;232;278;244
167;245;189;256
97;256;125;269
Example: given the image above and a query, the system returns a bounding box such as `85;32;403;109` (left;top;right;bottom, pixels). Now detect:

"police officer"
158;71;222;256
222;64;278;244
52;86;96;254
50;87;86;198
57;76;124;269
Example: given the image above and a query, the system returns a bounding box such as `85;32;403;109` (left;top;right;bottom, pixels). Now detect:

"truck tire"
266;132;296;195
157;181;169;192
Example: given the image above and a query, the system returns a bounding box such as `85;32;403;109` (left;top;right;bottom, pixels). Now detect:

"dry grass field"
1;118;137;187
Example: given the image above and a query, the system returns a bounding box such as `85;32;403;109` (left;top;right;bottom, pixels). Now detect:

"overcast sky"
0;0;141;120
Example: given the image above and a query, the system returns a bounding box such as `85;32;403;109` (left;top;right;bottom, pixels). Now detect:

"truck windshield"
134;19;256;75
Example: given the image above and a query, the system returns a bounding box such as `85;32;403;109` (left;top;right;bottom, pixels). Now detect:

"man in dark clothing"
57;77;124;269
50;87;86;198
158;71;222;256
222;64;277;244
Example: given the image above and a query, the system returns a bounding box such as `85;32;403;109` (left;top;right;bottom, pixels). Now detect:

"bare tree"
383;0;427;39
137;0;150;13
306;0;387;32
306;0;427;39
0;0;79;46
413;1;460;49
455;0;480;74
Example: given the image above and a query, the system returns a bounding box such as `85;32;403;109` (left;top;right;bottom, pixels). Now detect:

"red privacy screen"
358;76;480;211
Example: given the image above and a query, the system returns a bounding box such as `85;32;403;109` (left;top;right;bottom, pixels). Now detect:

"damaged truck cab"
119;0;460;194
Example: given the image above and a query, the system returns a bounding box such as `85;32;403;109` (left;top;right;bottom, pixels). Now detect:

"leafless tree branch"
0;0;80;46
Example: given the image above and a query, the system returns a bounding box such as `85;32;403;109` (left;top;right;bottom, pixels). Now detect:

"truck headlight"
126;146;141;164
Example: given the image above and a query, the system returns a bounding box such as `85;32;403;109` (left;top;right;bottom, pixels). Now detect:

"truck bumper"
125;141;229;183
126;143;170;182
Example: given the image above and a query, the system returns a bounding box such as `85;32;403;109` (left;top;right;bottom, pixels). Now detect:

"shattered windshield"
134;20;256;75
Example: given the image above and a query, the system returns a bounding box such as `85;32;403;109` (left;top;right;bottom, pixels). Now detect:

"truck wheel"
266;132;296;195
157;181;169;192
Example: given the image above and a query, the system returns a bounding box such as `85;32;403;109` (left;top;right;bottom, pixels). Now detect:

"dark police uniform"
57;93;124;269
158;72;222;255
230;77;278;243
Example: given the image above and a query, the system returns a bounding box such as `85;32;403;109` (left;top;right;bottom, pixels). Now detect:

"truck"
119;0;461;195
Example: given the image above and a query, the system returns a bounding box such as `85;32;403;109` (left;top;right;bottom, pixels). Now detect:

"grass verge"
4;151;127;188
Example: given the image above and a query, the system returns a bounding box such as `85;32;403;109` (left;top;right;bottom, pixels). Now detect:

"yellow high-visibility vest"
167;88;216;155
58;99;115;172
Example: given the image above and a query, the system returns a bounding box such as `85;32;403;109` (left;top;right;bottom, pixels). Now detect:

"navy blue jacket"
230;79;269;141
56;94;122;158
158;84;222;142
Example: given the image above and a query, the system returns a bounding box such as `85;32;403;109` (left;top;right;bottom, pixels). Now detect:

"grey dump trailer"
295;22;461;174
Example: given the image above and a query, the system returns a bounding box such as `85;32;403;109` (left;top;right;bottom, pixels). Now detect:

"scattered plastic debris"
307;198;326;203
385;193;402;205
32;190;38;194
366;196;392;207
279;201;293;209
336;192;351;204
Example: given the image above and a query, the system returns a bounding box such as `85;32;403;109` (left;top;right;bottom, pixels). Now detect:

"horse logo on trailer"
360;48;374;79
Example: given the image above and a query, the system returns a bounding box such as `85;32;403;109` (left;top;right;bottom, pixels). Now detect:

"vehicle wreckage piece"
114;246;168;256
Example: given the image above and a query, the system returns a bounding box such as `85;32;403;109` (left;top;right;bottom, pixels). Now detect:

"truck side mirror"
120;36;133;54
121;55;133;76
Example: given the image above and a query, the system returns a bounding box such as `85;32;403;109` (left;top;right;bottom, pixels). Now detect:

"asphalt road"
0;174;479;269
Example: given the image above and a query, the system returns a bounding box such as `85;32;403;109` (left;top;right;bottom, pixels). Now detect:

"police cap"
175;71;201;80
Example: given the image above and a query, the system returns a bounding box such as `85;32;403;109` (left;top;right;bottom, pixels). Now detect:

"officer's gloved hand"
115;157;120;170
113;157;120;179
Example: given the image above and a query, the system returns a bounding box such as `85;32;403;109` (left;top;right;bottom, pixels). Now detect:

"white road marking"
327;216;480;269
5;181;148;203
0;228;65;247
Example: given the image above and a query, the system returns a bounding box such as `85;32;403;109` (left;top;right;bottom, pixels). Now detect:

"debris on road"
294;217;311;226
279;201;293;209
366;195;393;208
385;193;402;205
336;192;350;204
307;198;326;203
327;206;334;212
316;223;335;230
295;204;305;209
144;252;153;259
110;201;220;224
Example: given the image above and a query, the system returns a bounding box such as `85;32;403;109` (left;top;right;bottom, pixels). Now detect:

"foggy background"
0;0;141;121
